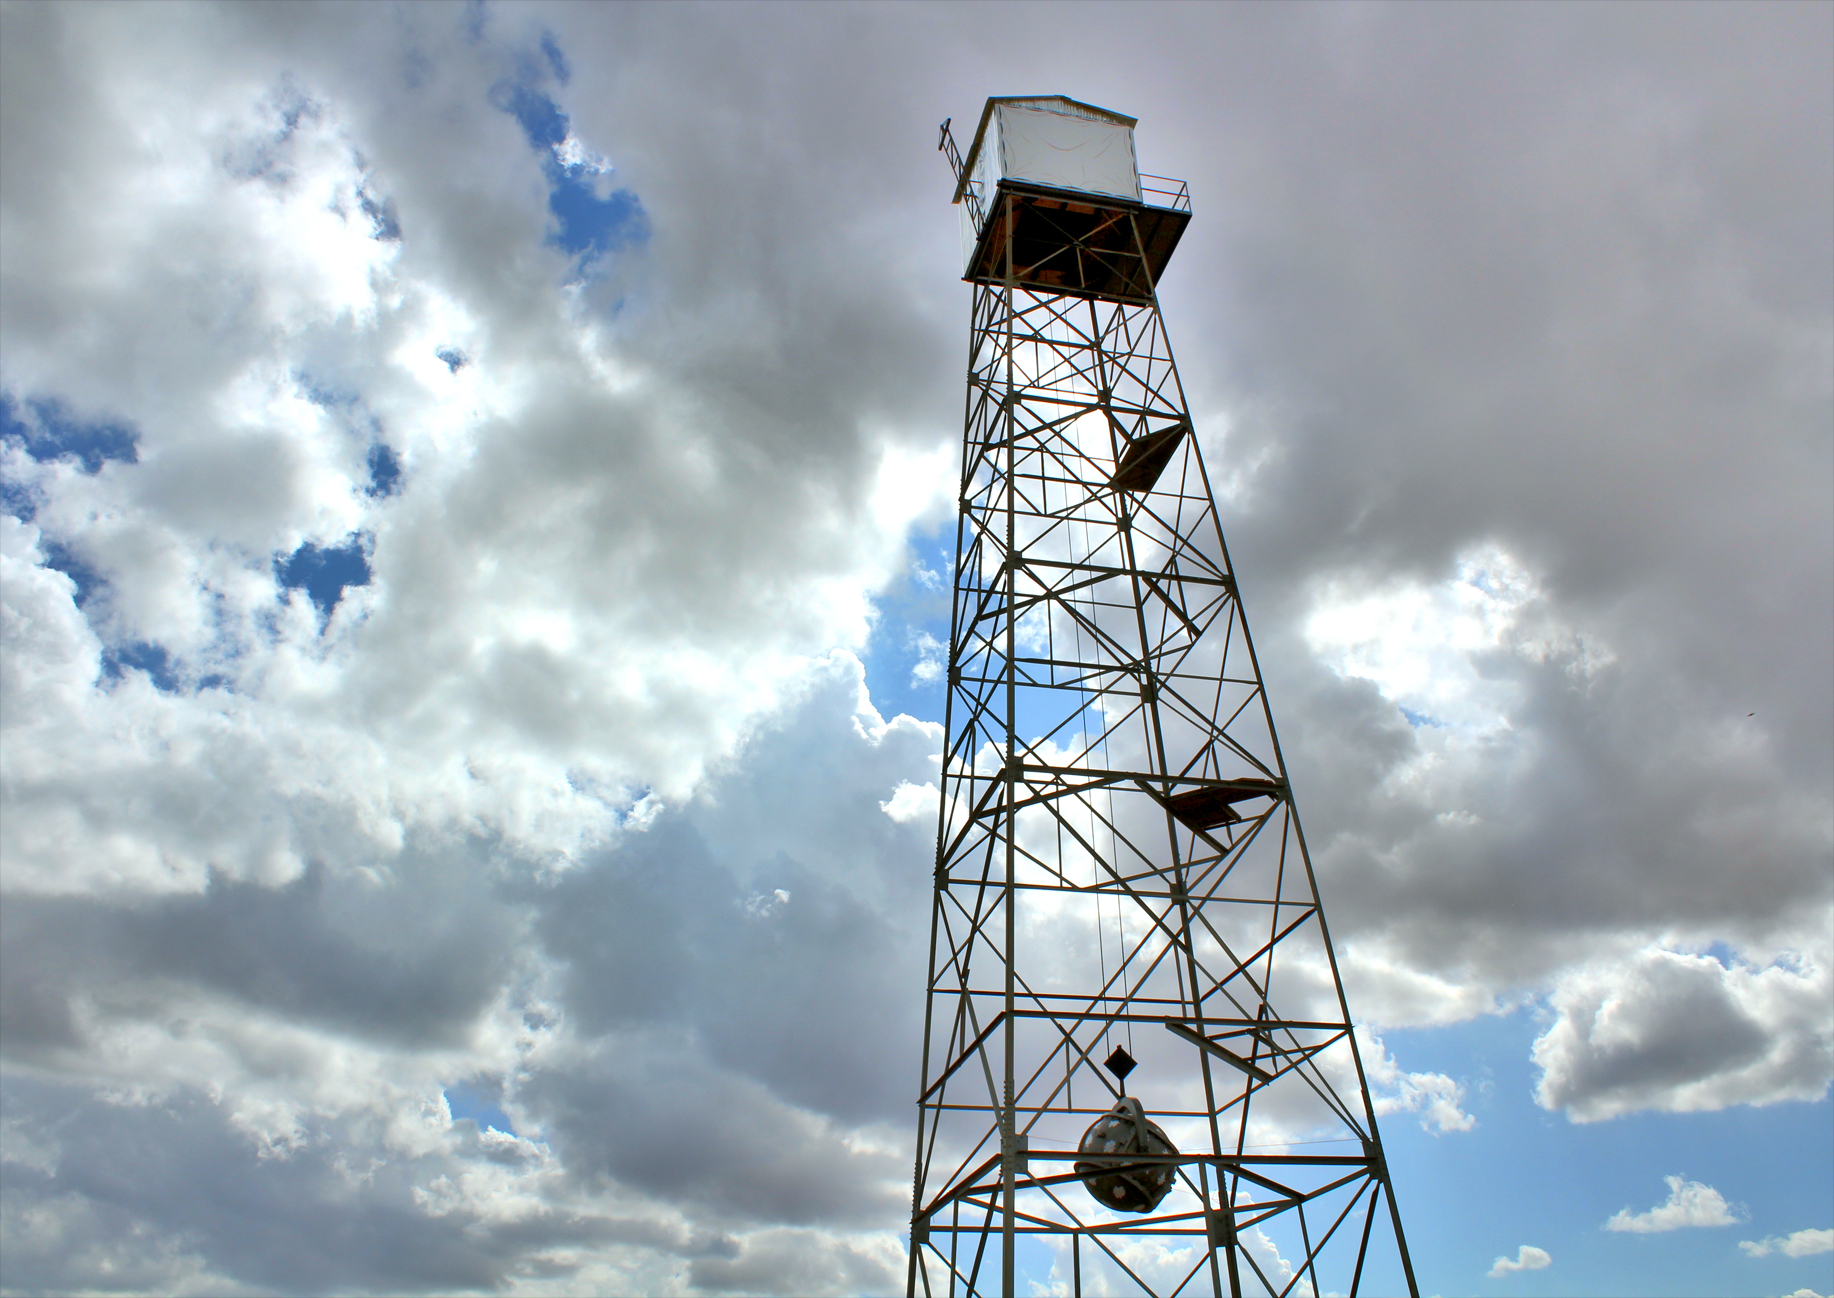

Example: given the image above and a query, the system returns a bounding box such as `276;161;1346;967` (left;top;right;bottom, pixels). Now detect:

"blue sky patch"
365;444;402;498
540;31;570;85
1400;705;1445;729
30;536;229;694
862;524;953;725
445;1082;515;1136
358;185;401;241
278;536;372;621
548;171;647;263
435;347;468;373
39;539;105;608
490;58;649;273
102;641;181;693
498;83;568;151
0;466;36;522
2;393;138;474
225;87;321;186
291;377;399;497
294;372;360;411
1381;1012;1833;1297
1702;940;1742;970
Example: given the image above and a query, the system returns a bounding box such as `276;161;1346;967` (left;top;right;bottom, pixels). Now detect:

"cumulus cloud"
878;779;938;826
1243;1227;1315;1298
1361;1031;1476;1134
686;1227;903;1295
1741;1228;1834;1259
0;652;934;1292
1488;1245;1552;1278
1605;1175;1743;1233
908;630;945;685
1533;946;1833;1122
0;1;954;904
1295;540;1832;1006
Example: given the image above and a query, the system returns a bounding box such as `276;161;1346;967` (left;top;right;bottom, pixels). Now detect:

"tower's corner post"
999;179;1020;1298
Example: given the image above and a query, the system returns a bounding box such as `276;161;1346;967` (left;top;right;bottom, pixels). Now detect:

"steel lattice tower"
909;98;1418;1298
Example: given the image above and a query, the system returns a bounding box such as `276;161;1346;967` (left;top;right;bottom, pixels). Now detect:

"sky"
0;2;1828;1295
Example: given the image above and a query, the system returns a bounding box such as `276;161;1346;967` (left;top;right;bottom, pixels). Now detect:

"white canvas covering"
961;97;1141;236
997;104;1140;201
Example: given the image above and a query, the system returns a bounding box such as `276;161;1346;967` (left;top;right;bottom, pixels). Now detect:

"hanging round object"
1075;1097;1177;1213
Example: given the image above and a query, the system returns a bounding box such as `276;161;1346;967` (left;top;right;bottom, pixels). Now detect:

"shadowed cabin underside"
963;181;1191;305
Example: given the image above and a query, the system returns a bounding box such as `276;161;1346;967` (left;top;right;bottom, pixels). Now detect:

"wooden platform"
963;181;1191;304
1165;779;1285;832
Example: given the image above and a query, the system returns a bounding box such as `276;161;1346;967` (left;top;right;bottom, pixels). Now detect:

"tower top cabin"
957;96;1143;207
946;96;1191;304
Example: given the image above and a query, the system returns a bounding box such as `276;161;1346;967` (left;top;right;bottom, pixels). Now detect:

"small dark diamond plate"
1104;1045;1137;1083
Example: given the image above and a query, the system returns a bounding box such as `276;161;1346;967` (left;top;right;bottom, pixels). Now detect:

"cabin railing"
1139;173;1191;213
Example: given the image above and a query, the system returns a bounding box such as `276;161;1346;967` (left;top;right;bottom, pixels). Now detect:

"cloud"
1362;1031;1476;1134
0;649;935;1291
1304;545;1608;739
1741;1228;1834;1259
909;629;945;685
686;1227;903;1294
1533;946;1833;1122
0;854;521;1058
0;2;952;910
1488;1245;1552;1278
1292;539;1832;1002
879;779;939;826
0;1077;541;1295
1605;1175;1743;1233
520;1034;906;1228
1243;1227;1315;1298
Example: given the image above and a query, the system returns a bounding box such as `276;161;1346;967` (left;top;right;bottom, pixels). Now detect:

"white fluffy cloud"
1488;1245;1552;1278
1533;946;1833;1122
0;3;956;899
1305;544;1611;739
1741;1229;1834;1259
1362;1031;1476;1134
1;16;949;1278
1605;1175;1743;1233
877;779;938;826
0;653;938;1293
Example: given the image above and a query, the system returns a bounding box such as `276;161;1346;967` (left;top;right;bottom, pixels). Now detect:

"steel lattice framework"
909;113;1418;1298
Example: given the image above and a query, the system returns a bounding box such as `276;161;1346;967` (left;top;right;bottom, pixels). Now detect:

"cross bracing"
909;168;1417;1297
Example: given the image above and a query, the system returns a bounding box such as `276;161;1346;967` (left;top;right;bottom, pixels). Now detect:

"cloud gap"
489;47;649;277
101;640;181;694
36;538;105;608
1;393;139;475
276;534;372;622
223;84;324;186
364;443;402;498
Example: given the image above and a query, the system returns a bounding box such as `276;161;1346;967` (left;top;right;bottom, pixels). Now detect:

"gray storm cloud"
1;1;1828;1292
